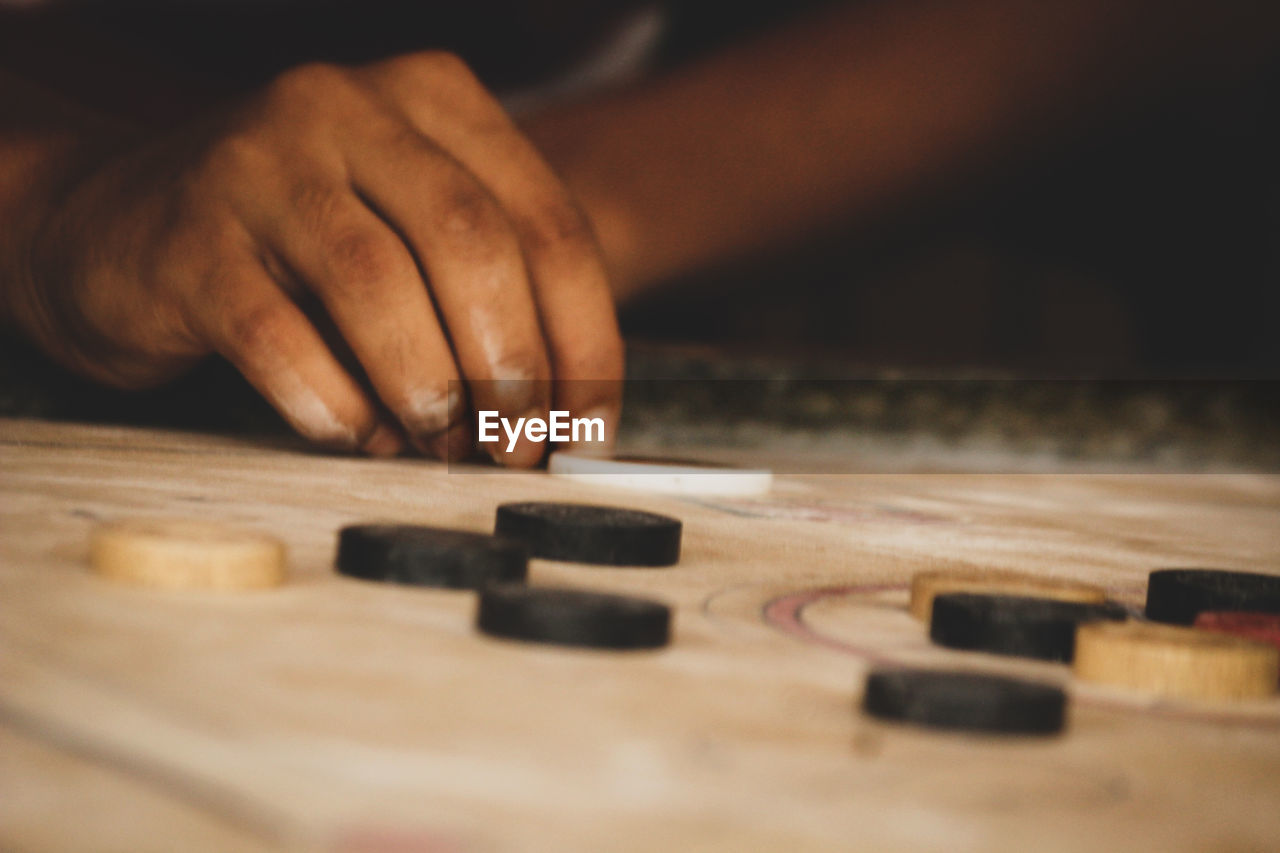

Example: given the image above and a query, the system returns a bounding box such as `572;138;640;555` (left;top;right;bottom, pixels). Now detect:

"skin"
527;0;1280;298
1;0;1276;462
0;55;623;466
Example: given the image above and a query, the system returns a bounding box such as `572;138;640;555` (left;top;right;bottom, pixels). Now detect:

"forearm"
526;0;1280;299
0;72;130;342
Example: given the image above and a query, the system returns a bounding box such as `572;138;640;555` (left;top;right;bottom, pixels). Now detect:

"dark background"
2;0;1278;376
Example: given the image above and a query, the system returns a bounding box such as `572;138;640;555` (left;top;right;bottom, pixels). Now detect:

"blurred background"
2;1;1278;469
2;0;1277;375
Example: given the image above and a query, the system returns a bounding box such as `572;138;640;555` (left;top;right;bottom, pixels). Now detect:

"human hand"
9;53;623;465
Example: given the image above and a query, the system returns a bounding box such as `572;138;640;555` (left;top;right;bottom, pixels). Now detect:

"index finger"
361;55;625;452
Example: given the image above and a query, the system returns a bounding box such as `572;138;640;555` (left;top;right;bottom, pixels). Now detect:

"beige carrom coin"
908;568;1107;621
90;519;286;591
1074;621;1280;702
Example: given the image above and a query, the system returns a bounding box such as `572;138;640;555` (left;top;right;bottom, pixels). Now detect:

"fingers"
258;183;468;458
359;54;625;452
207;56;620;465
508;196;624;453
42;56;619;466
192;260;403;457
342;118;554;467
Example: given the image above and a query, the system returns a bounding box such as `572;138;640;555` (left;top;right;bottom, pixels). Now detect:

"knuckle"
436;184;510;246
289;189;412;290
196;132;269;181
155;217;247;290
189;217;249;267
291;185;348;236
387;51;491;112
325;228;406;291
520;202;597;257
415;50;474;82
268;61;351;103
226;303;291;359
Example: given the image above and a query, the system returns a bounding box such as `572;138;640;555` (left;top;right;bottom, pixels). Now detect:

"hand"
11;53;623;465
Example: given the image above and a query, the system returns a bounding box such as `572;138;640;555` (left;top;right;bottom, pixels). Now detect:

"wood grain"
908;569;1107;621
90;518;286;590
2;417;1279;852
1074;621;1279;701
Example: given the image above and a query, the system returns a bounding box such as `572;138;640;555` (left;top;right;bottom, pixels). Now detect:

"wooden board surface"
2;416;1279;852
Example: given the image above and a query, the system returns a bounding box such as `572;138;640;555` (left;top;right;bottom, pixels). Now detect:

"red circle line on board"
1193;611;1280;651
758;583;1280;729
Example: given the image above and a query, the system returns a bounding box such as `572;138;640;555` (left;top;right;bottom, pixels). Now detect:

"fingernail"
485;407;549;468
427;421;471;463
491;376;547;419
484;429;507;463
275;384;360;451
404;387;459;437
570;405;616;452
362;423;404;458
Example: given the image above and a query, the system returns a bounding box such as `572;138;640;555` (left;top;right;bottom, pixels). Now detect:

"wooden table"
3;416;1278;852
